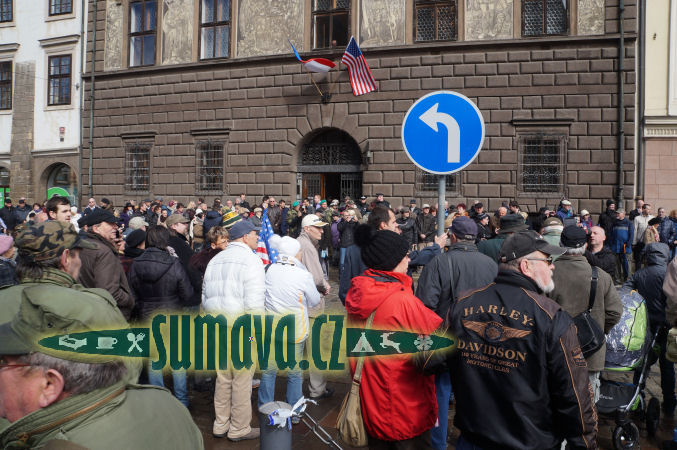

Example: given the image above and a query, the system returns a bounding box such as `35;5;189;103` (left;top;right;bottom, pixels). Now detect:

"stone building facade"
83;0;637;215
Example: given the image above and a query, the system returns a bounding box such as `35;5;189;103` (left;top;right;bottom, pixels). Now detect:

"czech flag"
289;40;336;73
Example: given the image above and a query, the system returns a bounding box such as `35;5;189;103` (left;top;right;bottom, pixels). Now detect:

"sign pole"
437;175;446;236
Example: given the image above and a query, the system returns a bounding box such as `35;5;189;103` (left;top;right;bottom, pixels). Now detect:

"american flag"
341;36;377;96
256;208;278;265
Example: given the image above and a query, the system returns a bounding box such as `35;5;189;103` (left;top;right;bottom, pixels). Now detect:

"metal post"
616;0;625;209
88;0;98;198
437;175;445;236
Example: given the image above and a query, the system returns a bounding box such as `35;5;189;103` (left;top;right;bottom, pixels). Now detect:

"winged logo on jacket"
462;320;531;342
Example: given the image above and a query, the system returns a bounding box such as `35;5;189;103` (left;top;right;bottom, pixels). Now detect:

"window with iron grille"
129;0;156;67
125;143;151;191
522;0;567;37
0;62;11;110
415;168;458;195
49;0;72;16
415;0;456;42
518;134;566;193
0;0;11;22
312;0;350;49
196;140;224;191
200;0;230;59
47;55;71;106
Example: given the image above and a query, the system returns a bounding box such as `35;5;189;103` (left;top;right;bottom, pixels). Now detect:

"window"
196;140;224;191
0;62;11;110
518;134;565;193
47;55;71;106
415;167;458;195
415;0;456;42
0;0;11;22
129;0;156;67
49;0;72;16
522;0;567;37
200;0;230;59
312;0;349;49
125;143;151;191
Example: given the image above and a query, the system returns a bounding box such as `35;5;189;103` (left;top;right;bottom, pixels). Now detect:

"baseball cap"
580;210;590;216
229;220;260;240
166;214;189;227
499;230;566;263
128;216;149;230
561;200;572;206
301;215;328;228
0;284;127;362
15;222;97;262
85;209;117;226
410;199;417;204
560;225;587;248
359;196;367;200
422;203;431;209
451;216;477;240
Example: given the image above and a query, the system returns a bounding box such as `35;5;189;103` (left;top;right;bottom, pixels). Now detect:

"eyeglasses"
0;357;31;371
525;256;554;266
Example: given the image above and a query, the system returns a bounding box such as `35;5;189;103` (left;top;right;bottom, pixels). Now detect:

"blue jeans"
258;341;305;407
432;372;452;450
339;247;347;275
148;366;188;407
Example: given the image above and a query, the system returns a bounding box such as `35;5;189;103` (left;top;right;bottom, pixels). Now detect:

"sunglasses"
0;357;31;371
525;256;554;266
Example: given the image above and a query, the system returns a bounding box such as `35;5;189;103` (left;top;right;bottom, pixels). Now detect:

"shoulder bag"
336;310;376;448
572;266;605;358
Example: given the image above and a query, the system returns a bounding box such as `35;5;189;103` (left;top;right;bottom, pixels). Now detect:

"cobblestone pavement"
184;266;675;449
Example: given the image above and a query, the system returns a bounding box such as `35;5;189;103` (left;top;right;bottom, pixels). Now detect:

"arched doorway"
46;163;78;204
297;129;363;202
0;167;9;205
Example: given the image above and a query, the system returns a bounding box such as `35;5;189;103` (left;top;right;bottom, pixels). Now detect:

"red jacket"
345;269;442;441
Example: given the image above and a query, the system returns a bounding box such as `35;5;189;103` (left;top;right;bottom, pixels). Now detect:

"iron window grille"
129;0;156;67
125;142;151;191
415;0;456;42
49;0;72;16
0;0;11;22
47;55;71;106
200;0;230;59
0;62;11;110
522;0;567;37
415;167;458;196
312;0;350;49
518;134;566;194
196;140;224;192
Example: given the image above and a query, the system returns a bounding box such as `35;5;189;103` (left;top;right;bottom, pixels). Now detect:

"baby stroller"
596;288;660;449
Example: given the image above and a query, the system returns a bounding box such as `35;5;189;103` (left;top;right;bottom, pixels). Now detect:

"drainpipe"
636;0;646;200
616;0;626;209
87;0;98;198
78;0;86;206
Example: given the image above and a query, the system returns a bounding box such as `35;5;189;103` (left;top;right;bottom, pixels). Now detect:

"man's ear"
37;368;66;408
59;249;70;269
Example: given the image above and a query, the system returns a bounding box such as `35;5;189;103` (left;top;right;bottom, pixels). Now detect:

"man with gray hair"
548;225;622;402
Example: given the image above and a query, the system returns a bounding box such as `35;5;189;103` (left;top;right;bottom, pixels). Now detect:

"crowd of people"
0;191;677;449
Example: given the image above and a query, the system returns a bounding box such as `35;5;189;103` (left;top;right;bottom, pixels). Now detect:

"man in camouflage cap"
0;279;203;448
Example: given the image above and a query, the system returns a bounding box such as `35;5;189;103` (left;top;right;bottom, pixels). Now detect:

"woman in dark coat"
128;225;193;407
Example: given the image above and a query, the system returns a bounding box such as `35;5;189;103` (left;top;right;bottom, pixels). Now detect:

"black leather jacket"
446;270;597;450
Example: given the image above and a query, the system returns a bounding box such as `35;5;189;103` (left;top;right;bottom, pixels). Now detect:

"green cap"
292;201;300;207
15;221;97;262
0;284;128;362
221;210;242;229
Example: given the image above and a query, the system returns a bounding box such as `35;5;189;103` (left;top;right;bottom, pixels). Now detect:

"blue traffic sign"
401;91;485;175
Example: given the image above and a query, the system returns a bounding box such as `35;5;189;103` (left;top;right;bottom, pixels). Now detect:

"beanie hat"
606;199;615;207
354;224;409;271
125;229;146;249
269;235;301;258
221;210;242;229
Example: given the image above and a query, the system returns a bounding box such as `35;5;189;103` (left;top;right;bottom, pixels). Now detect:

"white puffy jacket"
264;256;321;343
202;242;265;316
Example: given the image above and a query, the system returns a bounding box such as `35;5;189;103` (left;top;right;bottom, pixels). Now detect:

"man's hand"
420;233;426;239
434;233;447;248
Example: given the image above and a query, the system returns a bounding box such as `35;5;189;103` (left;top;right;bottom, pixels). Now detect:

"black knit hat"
354;224;409;271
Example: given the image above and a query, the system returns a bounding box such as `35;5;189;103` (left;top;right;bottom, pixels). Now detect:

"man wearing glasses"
446;230;597;450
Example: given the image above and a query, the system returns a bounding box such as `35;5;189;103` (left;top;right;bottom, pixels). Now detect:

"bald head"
589;226;606;251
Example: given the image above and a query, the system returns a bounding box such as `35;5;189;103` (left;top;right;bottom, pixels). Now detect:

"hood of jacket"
345;269;412;320
132;247;176;282
644;242;670;267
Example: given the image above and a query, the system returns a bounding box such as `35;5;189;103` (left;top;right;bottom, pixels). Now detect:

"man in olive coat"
548;226;622;402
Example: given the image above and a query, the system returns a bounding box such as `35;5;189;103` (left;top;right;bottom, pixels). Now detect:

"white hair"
543;225;563;234
564;245;586;256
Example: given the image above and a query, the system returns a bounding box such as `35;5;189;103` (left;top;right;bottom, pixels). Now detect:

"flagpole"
309;74;324;97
